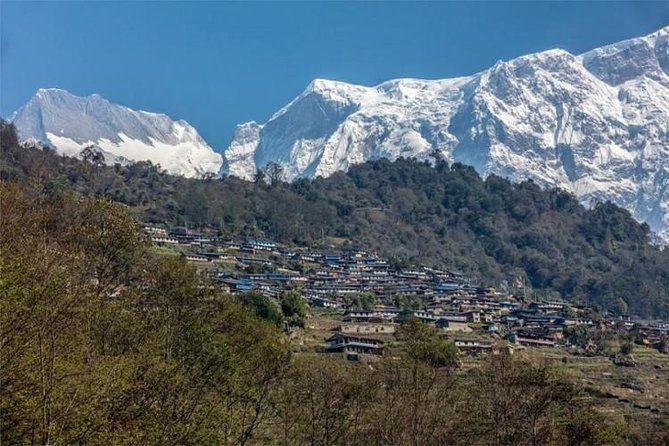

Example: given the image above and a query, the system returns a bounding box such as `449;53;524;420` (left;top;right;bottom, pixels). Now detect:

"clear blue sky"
2;1;668;150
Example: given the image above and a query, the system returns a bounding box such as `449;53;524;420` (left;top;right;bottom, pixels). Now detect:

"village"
145;224;669;362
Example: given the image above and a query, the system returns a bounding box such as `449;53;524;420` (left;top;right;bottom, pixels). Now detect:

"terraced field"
299;312;669;435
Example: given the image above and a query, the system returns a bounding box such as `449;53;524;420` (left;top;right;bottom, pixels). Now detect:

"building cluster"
325;300;669;360
144;224;669;361
144;224;477;302
634;321;669;353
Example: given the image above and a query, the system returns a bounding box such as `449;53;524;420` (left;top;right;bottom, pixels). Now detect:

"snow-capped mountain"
11;89;222;178
222;26;669;241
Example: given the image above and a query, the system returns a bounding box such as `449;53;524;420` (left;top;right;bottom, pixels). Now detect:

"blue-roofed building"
324;254;341;265
244;238;278;251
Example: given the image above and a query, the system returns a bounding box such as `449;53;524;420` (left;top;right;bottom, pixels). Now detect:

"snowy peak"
222;26;669;242
219;121;262;179
304;78;364;97
11;89;222;178
581;26;669;86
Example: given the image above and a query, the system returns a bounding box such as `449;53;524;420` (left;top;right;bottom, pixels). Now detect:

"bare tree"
263;162;285;187
253;168;266;184
81;145;105;166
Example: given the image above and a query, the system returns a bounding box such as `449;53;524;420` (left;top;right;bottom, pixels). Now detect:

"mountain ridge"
10;88;222;178
222;26;669;241
9;26;669;240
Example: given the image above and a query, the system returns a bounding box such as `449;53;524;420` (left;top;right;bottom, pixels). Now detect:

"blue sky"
2;1;668;150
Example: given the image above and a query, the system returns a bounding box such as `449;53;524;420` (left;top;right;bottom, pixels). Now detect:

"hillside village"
145;224;669;361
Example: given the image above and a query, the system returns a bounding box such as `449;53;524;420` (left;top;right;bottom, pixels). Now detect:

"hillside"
2;120;669;318
6;174;661;444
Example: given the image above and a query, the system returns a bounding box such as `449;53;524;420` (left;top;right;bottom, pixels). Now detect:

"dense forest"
2;120;669;318
4;177;667;445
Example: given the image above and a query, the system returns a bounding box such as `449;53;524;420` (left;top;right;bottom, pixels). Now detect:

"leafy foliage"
240;292;284;327
396;318;460;369
280;290;308;327
0;181;289;444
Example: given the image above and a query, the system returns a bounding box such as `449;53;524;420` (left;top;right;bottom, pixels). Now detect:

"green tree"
620;341;634;356
613;297;629;316
280;290;307;327
240;292;283;327
397;318;459;370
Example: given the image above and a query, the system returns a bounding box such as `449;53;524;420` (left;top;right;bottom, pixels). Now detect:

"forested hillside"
2;120;668;318
3;177;665;445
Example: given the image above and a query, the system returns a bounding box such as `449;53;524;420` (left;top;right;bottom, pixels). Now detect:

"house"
483;323;500;333
339;322;397;335
480;312;495;323
325;332;384;356
508;333;556;348
454;338;495;354
143;224;167;237
193;236;213;246
300;252;321;263
396;310;437;325
343;309;400;322
475;287;496;297
517;337;555;348
222;278;254;292
200;252;223;261
435;319;472;333
184;254;209;262
464;311;482;323
495;344;522;355
530;301;567;313
151;236;179;245
308;296;344;309
435;282;461;294
324;254;342;265
245;239;278;251
439;313;469;323
236;257;272;266
222;240;242;250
